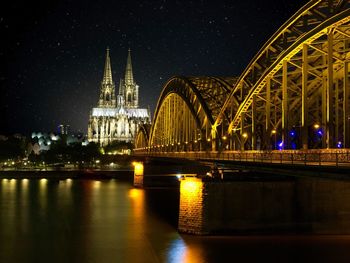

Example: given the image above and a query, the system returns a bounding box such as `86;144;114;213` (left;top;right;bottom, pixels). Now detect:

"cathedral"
87;48;151;146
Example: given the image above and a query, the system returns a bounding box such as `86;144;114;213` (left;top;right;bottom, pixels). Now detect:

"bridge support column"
133;162;144;188
252;94;257;150
178;176;297;235
344;62;350;148
301;44;309;149
322;75;327;148
282;60;288;149
240;112;245;151
326;30;334;148
265;78;271;150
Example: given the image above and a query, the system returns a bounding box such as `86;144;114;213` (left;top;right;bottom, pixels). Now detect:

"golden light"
314;123;320;129
40;178;48;187
222;135;227;140
22;178;29;187
95;160;100;164
207;138;211;142
242;132;248;138
271;129;277;134
133;162;144;176
181;180;201;193
128;188;142;199
180;178;202;203
93;181;101;189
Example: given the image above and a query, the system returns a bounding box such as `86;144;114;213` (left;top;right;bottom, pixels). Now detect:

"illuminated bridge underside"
136;0;350;155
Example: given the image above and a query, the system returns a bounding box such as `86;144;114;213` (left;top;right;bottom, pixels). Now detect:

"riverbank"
0;169;134;181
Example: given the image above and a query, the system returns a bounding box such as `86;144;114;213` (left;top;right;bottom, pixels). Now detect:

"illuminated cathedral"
88;48;151;146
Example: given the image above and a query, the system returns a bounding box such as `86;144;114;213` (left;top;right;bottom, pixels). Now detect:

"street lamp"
271;129;277;149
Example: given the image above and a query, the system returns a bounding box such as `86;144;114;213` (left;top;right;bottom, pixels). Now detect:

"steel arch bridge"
135;0;350;164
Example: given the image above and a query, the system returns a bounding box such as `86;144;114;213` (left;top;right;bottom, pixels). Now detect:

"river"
1;177;350;262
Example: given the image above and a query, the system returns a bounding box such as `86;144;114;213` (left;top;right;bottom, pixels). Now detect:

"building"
87;48;151;146
58;124;70;135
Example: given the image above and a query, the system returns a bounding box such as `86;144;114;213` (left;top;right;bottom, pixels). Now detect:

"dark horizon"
0;0;308;135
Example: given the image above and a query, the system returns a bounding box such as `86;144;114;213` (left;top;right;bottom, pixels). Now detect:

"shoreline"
0;169;134;181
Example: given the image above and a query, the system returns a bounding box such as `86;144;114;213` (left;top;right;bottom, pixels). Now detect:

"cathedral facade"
87;49;150;146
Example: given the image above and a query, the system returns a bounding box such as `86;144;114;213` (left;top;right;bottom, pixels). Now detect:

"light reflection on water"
1;178;350;263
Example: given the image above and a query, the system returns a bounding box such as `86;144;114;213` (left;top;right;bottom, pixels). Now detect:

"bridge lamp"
313;123;320;129
185;141;188;144
176;173;184;180
222;136;227;140
242;133;248;138
207;138;211;142
194;140;198;143
178;142;181;145
271;129;277;135
278;141;284;150
289;130;296;137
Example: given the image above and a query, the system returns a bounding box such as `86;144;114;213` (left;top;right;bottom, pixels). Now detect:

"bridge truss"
136;0;350;154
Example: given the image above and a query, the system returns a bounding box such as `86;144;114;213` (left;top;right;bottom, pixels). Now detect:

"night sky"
0;0;308;135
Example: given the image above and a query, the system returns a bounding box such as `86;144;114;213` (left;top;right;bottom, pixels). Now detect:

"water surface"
1;178;350;262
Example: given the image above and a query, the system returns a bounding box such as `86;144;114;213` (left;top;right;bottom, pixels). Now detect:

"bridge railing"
133;149;350;167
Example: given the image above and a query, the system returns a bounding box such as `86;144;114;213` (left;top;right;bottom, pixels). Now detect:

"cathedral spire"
103;47;113;84
98;47;116;108
125;48;134;85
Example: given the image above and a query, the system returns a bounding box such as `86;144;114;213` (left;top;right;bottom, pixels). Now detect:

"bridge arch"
135;123;151;149
141;76;236;151
213;0;350;150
